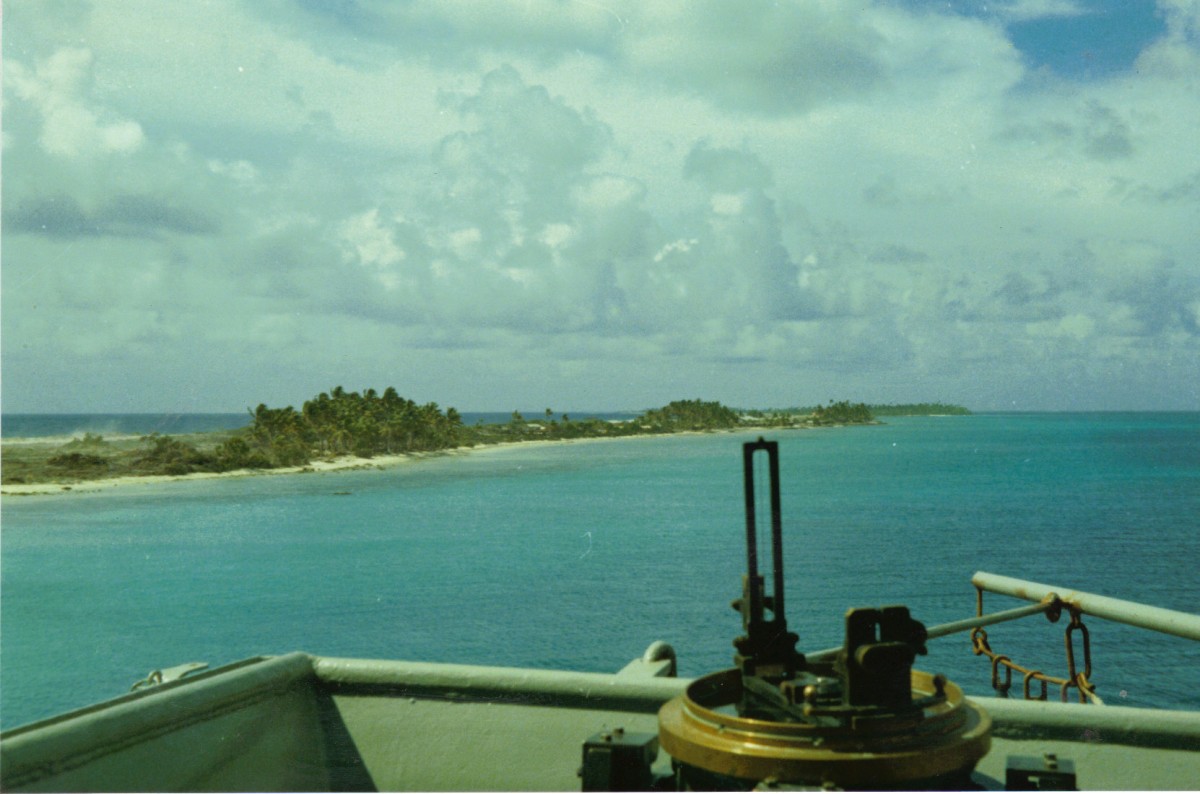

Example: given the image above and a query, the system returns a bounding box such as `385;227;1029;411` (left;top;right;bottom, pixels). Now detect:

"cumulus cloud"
327;66;637;335
624;2;887;115
339;209;408;292
4;48;145;158
1;1;1196;411
1135;0;1200;76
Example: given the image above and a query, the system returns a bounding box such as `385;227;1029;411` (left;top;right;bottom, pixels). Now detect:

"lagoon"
2;414;1198;728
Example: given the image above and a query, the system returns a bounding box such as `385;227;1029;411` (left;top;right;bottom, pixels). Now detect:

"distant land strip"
0;389;968;490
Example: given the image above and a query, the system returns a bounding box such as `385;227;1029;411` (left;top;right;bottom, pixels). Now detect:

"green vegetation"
467;399;752;446
218;387;467;468
0;387;468;486
1;430;237;486
758;400;875;425
61;432;108;449
640;399;741;430
810;400;874;425
766;400;970;421
0;389;899;488
869;403;971;416
131;434;221;476
46;451;110;471
296;387;462;457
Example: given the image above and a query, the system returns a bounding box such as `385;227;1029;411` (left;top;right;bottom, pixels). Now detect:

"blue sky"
955;2;1148;71
3;0;1197;413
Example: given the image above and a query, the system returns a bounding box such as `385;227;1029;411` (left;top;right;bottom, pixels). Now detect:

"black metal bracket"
1005;754;1077;790
580;728;659;791
732;438;802;680
837;606;928;708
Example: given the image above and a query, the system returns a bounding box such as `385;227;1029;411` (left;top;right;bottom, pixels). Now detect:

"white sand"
0;427;780;497
0;448;469;497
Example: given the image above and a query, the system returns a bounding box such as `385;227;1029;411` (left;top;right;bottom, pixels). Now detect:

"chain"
1064;608;1103;704
970;587;1103;705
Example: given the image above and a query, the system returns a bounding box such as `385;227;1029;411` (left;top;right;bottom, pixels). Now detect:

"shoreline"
0;427;787;498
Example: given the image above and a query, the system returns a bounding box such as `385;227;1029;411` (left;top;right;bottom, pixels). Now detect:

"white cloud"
5;48;145;157
1026;313;1096;341
653;238;699;263
444;227;483;260
995;0;1089;22
206;158;260;184
625;2;887;115
708;194;744;216
1;1;1196;411
339;210;408;291
1135;0;1200;77
539;223;574;249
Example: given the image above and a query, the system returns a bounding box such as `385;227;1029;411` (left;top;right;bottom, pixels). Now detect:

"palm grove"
4;389;931;485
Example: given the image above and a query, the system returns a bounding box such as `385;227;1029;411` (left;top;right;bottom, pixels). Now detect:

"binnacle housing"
656;438;991;789
658;627;993;790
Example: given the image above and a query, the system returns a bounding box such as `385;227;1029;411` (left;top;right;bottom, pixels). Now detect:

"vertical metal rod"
742;441;762;624
767;443;784;621
743;438;783;623
742;443;759;581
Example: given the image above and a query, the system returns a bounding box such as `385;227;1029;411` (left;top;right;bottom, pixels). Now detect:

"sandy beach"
0;450;413;497
0;443;499;498
0;429;773;498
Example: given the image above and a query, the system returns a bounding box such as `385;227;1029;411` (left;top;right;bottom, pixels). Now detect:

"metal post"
744;438;785;623
742;441;763;623
735;439;800;677
767;442;784;622
927;601;1060;640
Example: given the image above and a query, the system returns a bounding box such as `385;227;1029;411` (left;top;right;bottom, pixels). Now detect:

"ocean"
2;413;1198;729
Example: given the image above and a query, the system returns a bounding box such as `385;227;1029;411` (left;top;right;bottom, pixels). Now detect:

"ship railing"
804;571;1200;706
967;572;1200;705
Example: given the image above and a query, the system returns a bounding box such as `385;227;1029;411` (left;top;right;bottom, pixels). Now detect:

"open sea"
2;413;1198;729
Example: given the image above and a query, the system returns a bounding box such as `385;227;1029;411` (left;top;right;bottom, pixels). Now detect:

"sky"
2;0;1198;413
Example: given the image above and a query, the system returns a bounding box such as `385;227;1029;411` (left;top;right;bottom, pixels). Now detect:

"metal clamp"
130;662;208;691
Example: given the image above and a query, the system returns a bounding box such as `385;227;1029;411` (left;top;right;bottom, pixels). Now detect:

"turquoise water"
2;414;1198;728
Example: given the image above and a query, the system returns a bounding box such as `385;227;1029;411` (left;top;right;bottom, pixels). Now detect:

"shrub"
62;433;108;449
214;437;272;470
134;434;215;474
47;452;109;468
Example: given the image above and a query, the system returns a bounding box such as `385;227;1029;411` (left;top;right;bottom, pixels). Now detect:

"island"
0;389;968;492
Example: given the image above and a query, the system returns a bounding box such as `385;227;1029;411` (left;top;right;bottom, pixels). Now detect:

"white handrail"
973;571;1200;641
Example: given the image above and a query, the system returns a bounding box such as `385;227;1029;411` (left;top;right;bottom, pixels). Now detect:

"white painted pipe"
973;571;1200;642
